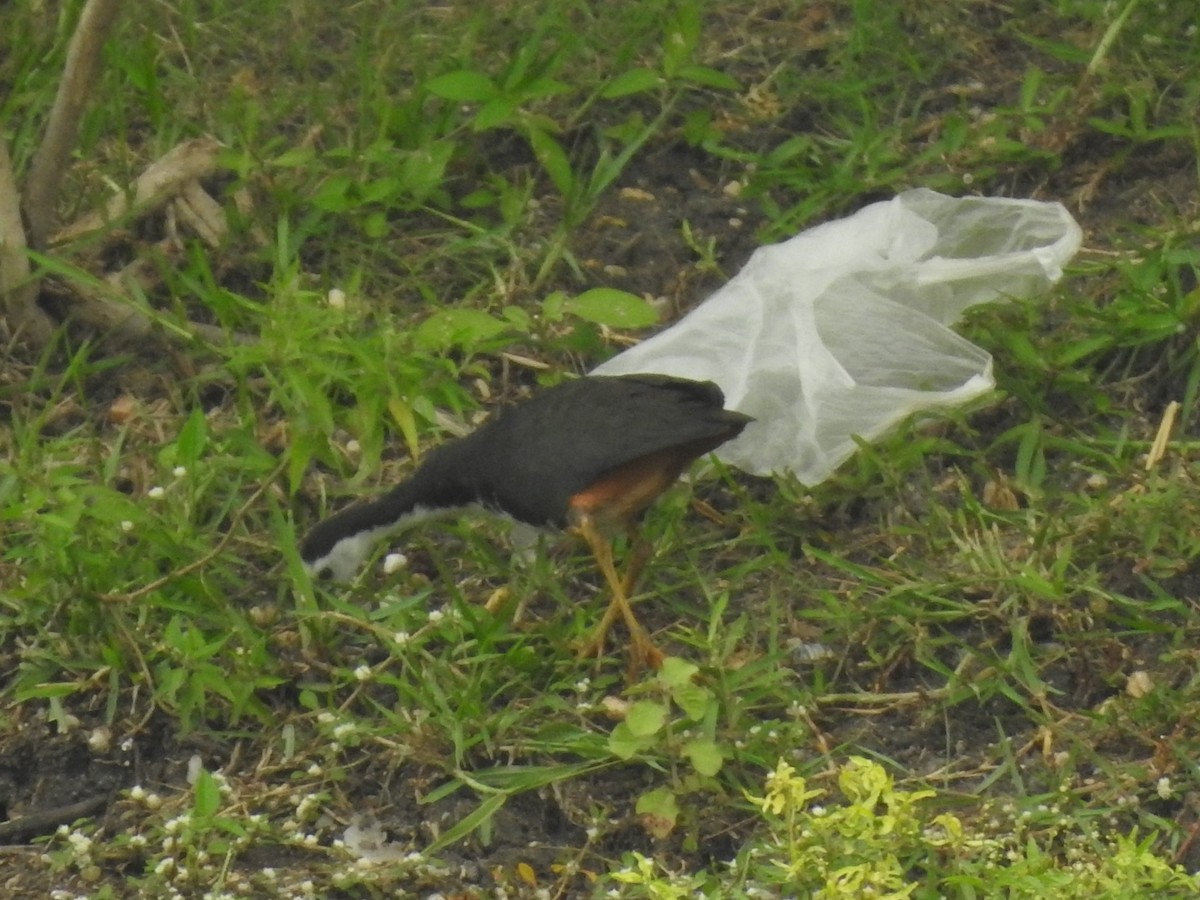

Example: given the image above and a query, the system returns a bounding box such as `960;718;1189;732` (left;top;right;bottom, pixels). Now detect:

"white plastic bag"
591;189;1083;482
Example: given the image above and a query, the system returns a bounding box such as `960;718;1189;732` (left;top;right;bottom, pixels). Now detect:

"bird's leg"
621;525;652;596
573;516;665;673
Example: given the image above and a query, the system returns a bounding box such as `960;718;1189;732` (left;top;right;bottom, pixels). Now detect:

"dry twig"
22;0;125;251
0;143;55;344
52;137;224;246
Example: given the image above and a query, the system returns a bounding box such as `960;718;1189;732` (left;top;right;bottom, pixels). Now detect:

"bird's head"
301;525;390;583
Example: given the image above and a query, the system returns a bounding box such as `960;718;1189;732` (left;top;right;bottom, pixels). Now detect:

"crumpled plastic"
591;189;1083;482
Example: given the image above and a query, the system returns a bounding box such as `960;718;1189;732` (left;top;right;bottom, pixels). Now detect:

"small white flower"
120;520;134;532
383;553;407;574
307;763;322;776
392;631;411;645
164;814;189;835
67;831;92;853
172;466;187;478
427;608;445;624
327;288;347;309
353;664;372;682
345;439;361;455
1157;777;1173;799
148;486;165;499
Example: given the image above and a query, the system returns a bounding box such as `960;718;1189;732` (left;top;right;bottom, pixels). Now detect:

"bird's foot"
627;635;666;679
574;628;665;678
573;631;608;661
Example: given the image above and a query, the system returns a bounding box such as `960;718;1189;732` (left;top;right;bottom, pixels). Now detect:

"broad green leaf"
175;407;208;466
624;699;667;737
473;96;519;131
502;305;532;331
541;291;567;321
414;308;510;351
563;288;658;329
311;174;355;212
521;77;571;100
360;176;401;204
658;656;699;688
461;187;497;209
401;141;454;201
193;768;222;818
270;146;316;168
525;127;574;196
635;787;679;839
425;70;497;102
607;721;645;759
671;683;712;722
13;682;80;701
676;64;740;91
683;738;724;777
602;68;663;98
362;211;388;239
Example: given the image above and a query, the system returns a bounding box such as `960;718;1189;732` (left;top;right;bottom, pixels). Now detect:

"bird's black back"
417;374;751;526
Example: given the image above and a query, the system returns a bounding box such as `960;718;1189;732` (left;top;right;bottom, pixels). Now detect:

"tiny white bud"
383;553;407;574
327;288;347;309
148;486;165;499
1126;670;1153;698
87;726;112;753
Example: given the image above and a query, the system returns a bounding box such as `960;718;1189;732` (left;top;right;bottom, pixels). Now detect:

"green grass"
3;0;1200;896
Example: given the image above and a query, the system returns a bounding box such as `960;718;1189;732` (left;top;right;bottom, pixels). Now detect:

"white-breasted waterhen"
300;373;751;671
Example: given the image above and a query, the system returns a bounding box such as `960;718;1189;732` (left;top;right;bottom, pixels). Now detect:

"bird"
300;373;752;672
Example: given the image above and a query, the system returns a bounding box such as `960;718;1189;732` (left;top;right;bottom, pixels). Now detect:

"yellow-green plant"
610;756;1200;898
